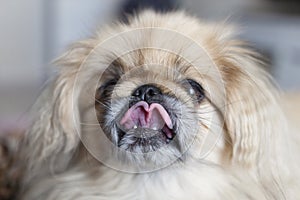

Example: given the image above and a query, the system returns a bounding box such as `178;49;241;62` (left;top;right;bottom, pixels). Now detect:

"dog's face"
97;62;200;151
94;51;220;167
79;37;232;171
47;11;280;172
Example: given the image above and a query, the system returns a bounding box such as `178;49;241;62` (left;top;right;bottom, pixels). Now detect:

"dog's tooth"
133;125;137;129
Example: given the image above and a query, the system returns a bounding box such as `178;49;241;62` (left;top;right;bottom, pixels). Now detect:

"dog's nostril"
132;89;141;97
147;88;156;96
131;84;162;102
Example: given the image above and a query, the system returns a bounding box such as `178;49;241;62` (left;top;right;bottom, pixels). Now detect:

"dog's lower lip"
117;124;176;144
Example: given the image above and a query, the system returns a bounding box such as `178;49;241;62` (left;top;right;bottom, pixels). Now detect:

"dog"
14;10;299;199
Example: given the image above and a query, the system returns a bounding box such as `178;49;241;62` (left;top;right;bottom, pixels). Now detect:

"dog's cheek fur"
19;40;97;188
200;29;288;169
220;49;284;166
216;43;291;197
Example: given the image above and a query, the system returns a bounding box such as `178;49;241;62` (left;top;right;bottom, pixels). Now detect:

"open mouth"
117;101;176;151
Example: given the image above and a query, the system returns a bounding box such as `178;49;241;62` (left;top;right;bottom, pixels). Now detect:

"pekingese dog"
14;10;300;199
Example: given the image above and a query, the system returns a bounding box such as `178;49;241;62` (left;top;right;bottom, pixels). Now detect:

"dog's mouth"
117;101;176;152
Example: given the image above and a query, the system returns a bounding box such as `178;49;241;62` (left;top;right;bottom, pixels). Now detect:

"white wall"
44;0;120;66
0;0;121;87
183;0;265;20
241;15;300;91
0;0;121;125
0;0;44;86
183;0;300;91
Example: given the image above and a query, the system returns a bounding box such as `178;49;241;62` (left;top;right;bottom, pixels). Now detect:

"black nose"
131;84;162;103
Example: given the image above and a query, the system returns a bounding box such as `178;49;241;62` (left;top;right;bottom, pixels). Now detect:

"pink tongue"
120;101;173;130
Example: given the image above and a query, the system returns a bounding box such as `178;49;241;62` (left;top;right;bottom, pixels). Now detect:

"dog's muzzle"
116;84;176;152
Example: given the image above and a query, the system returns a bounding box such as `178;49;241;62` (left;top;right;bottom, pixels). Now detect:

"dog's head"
94;53;215;169
27;11;284;173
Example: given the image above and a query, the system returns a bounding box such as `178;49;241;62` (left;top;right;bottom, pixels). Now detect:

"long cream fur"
17;10;300;199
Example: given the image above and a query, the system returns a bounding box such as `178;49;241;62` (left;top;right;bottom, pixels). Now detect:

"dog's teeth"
133;125;137;129
166;133;172;139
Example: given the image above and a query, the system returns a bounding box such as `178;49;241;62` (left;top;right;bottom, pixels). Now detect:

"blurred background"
1;0;299;133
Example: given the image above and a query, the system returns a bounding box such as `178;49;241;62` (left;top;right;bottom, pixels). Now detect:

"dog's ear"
218;42;284;168
22;39;96;178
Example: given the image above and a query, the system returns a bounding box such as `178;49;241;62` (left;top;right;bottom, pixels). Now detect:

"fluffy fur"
16;11;300;199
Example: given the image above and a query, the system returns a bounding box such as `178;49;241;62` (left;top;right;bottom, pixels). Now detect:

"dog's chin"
116;125;176;153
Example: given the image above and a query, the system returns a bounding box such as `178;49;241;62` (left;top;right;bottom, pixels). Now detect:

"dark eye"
185;79;205;102
97;79;118;99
